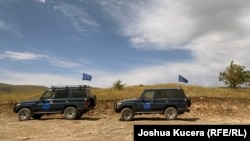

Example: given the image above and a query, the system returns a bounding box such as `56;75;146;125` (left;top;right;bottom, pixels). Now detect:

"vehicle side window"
85;89;91;97
41;91;55;99
71;90;86;98
154;90;168;99
142;91;154;100
55;90;68;99
171;90;185;98
166;90;173;98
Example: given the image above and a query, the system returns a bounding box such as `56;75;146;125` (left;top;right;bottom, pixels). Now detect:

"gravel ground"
1;97;250;141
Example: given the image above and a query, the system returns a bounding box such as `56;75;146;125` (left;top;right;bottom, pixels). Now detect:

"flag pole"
178;81;181;89
178;74;182;89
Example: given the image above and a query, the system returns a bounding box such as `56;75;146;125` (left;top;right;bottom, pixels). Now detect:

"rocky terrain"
1;97;250;141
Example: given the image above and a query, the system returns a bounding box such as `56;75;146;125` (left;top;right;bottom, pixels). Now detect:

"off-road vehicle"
13;85;96;121
113;88;191;121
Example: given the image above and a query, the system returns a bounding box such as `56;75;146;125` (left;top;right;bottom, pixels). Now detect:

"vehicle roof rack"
50;85;91;90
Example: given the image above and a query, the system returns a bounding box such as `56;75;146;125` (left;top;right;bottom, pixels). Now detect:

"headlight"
116;102;122;107
14;103;21;107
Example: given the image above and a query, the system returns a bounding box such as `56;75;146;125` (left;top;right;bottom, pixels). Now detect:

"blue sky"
0;0;250;88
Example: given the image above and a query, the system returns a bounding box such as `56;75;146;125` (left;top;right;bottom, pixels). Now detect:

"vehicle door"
136;90;155;112
37;90;68;113
151;90;169;112
36;91;56;113
169;89;187;109
69;89;87;109
50;89;69;112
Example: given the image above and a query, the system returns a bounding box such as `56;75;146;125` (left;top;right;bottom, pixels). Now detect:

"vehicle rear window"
71;90;87;98
171;90;185;98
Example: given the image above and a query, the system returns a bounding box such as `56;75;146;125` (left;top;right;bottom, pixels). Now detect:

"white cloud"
128;0;194;49
54;3;99;32
0;51;47;60
88;0;250;87
0;19;23;37
1;0;250;88
0;20;8;31
130;37;145;44
0;70;81;87
0;69;114;88
98;0;195;49
0;50;85;69
37;0;46;4
48;58;82;68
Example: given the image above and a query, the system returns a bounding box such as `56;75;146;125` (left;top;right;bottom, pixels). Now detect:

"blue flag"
179;75;188;83
82;73;92;81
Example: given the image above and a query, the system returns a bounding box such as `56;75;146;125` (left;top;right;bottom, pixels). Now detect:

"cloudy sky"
0;0;250;88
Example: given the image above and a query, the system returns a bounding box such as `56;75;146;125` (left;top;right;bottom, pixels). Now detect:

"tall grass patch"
0;83;250;104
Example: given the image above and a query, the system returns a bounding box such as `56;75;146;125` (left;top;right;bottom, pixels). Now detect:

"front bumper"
113;102;122;113
13;103;21;113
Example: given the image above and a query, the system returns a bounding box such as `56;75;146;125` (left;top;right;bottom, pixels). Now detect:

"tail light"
84;101;90;107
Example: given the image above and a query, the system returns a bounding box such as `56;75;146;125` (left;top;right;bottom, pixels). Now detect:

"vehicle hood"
18;99;39;104
118;98;140;103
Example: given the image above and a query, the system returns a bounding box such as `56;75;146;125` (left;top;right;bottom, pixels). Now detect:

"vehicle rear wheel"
18;108;31;121
187;97;192;107
63;107;77;120
90;95;96;108
164;107;178;120
120;108;134;121
32;114;43;119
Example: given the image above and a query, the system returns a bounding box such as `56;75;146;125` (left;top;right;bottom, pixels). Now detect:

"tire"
32;114;43;119
90;95;96;109
120;108;134;121
164;107;178;120
76;112;83;119
187;97;192;107
18;108;31;121
63;107;77;120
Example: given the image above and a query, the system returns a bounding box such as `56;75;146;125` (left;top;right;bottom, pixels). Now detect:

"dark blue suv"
13;85;96;121
113;88;191;121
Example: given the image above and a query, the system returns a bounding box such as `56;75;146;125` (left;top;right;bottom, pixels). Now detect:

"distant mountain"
0;83;48;94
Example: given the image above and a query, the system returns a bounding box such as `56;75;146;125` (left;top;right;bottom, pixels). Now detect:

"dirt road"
1;97;250;141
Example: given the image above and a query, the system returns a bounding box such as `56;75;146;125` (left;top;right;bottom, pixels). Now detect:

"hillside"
0;83;48;103
0;83;47;93
0;82;250;104
1;83;250;141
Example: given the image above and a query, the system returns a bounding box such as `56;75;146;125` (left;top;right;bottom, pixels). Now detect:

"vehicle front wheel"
18;108;31;121
63;107;77;120
164;107;178;120
120;108;134;121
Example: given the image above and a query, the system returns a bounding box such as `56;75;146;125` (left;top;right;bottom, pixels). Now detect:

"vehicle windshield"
41;91;55;99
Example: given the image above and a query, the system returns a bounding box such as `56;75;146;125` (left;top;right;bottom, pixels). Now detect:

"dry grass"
92;83;250;100
0;89;46;104
0;84;47;104
0;83;250;104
